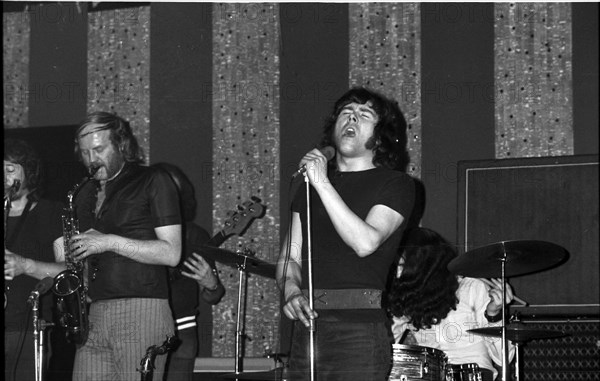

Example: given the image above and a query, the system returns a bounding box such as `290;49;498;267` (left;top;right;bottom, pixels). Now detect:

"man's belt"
301;288;382;309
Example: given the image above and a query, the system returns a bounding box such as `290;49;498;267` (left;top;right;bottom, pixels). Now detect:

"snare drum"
445;363;482;381
389;344;447;381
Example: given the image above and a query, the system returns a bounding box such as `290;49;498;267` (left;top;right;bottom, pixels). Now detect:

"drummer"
388;227;516;381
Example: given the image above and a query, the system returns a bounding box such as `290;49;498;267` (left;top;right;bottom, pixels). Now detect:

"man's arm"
302;149;405;257
276;212;317;327
313;181;404;257
4;236;67;281
69;224;182;267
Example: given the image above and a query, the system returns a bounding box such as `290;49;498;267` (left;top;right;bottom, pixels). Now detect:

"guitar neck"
206;230;228;248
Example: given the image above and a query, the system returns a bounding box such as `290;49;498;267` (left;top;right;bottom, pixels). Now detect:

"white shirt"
391;277;515;380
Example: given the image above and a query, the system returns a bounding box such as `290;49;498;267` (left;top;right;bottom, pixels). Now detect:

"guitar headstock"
221;196;266;238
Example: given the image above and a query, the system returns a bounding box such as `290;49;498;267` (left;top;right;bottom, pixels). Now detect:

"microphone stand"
500;243;508;381
304;174;316;381
29;291;54;381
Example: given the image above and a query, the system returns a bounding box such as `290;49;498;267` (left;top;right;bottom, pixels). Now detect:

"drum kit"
201;239;569;381
391;239;569;381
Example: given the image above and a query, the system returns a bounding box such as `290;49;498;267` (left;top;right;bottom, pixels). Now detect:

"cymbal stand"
500;243;508;381
510;314;523;381
304;175;316;381
234;257;249;379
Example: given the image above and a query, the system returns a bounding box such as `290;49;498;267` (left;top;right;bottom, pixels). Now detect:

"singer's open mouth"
342;127;356;137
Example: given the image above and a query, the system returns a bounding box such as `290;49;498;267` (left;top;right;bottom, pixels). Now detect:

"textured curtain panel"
3;11;30;128
211;3;281;357
87;6;151;163
495;3;573;158
349;3;421;178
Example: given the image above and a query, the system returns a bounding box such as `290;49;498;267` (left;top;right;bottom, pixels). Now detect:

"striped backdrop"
3;3;575;357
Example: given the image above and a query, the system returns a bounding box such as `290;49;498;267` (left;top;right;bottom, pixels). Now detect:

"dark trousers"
287;320;392;381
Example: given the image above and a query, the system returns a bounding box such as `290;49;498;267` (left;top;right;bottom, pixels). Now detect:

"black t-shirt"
76;163;182;301
292;167;415;321
5;198;64;331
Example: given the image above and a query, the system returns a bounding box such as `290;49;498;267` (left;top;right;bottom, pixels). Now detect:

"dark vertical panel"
149;3;213;356
420;3;496;243
278;2;349;352
149;3;213;232
29;2;88;126
279;3;349;237
572;3;599;156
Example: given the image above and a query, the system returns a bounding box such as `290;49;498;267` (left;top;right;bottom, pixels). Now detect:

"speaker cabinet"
457;155;599;316
518;320;600;380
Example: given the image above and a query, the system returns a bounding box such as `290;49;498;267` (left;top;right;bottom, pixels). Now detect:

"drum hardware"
203;246;275;379
191;198;268;379
195;246;275;280
468;315;566;381
445;363;482;381
448;240;569;381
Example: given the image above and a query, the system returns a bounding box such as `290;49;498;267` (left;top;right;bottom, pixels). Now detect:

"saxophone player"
68;112;182;381
4;139;67;381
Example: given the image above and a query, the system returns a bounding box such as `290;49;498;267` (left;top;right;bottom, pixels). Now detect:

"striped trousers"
73;298;174;381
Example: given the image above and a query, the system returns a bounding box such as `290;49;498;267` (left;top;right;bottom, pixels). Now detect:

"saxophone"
52;167;98;345
138;335;181;381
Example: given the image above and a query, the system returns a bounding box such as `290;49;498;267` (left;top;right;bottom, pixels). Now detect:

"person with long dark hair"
277;87;415;380
4;139;66;381
388;227;516;381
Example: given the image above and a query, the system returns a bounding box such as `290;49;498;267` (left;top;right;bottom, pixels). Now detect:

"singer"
4;139;67;381
276;87;416;380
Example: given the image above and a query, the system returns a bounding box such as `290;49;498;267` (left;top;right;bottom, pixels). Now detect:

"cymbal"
468;323;566;343
197;245;276;279
448;240;568;278
221;368;282;380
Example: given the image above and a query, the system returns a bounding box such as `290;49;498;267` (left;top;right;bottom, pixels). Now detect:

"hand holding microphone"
292;146;336;179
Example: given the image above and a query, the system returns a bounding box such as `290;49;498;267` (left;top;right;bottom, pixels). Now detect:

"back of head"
389;227;459;329
4;138;43;200
75;111;144;164
152;162;196;222
320;87;409;171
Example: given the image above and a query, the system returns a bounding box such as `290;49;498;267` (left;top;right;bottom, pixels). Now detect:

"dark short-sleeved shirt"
292;167;415;321
75;163;182;301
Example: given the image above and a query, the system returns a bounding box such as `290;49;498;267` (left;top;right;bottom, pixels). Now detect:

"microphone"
27;277;54;304
292;146;336;178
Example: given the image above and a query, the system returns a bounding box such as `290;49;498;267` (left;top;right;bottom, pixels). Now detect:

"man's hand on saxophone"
69;228;104;261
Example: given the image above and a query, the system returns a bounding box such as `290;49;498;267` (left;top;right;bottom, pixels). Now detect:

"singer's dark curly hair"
75;111;144;164
4;138;43;201
388;227;459;330
319;87;409;171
